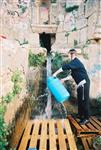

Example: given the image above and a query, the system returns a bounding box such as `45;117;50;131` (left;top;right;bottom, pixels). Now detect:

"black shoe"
77;114;82;119
72;114;81;119
79;119;89;125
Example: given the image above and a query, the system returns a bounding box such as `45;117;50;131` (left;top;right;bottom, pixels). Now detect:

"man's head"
68;49;77;60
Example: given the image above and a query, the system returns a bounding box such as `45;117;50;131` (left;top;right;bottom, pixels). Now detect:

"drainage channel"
45;53;52;119
31;53;67;120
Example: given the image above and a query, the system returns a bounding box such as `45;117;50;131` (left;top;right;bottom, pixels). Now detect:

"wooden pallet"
18;119;77;150
68;115;101;137
80;136;93;150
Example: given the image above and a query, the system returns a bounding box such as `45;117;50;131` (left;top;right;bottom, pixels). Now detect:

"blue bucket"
47;77;70;103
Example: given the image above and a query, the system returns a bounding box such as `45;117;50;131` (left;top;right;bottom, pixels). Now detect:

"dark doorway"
39;32;56;53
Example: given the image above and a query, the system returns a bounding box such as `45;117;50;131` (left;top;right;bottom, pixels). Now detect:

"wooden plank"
90;118;101;130
49;120;57;150
81;138;90;150
29;120;41;148
68;115;101;136
68;115;83;132
80;124;90;131
57;120;67;150
78;133;98;138
64;119;77;150
40;120;48;150
91;117;101;127
86;122;97;130
18;121;32;150
87;137;92;147
79;119;101;134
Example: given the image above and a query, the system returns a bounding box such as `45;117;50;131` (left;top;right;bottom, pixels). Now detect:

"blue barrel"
47;76;70;103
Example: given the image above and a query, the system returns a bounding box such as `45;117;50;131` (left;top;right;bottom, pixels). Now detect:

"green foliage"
93;136;101;144
11;70;23;83
0;104;6;116
2;92;15;103
13;84;22;95
19;4;27;14
91;96;101;116
72;27;77;32
65;5;79;13
52;52;63;72
3;70;23;103
0;70;23;149
11;71;21;95
93;136;101;148
12;70;23;95
0;104;8;150
29;51;46;67
95;96;101;115
51;0;57;3
52;52;70;78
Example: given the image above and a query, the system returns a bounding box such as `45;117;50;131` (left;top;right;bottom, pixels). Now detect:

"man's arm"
53;67;72;83
61;75;72;83
53;67;63;77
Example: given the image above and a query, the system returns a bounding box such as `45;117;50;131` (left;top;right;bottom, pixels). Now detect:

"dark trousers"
77;80;90;119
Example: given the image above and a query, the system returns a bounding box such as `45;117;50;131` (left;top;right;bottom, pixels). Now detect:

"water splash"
61;103;67;117
36;93;48;101
45;54;52;119
51;101;67;119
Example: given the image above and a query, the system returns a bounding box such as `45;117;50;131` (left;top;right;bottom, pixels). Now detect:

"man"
53;49;90;124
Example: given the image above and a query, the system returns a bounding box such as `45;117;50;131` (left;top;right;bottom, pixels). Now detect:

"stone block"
31;6;37;24
1;38;29;98
79;27;87;44
87;13;97;39
66;0;82;7
68;31;79;47
77;2;85;18
93;13;101;39
27;33;40;48
83;43;101;98
40;7;48;24
76;18;87;30
52;32;67;51
50;4;58;24
85;0;99;18
63;13;73;31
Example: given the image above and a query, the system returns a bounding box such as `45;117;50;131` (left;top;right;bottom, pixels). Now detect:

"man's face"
68;52;76;60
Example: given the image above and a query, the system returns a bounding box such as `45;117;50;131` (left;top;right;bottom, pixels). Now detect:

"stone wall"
51;0;101;99
4;67;41;124
0;38;28;98
0;2;44;99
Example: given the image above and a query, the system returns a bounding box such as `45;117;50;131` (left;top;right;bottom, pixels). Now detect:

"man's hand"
52;68;63;77
53;73;56;77
60;76;72;83
60;79;65;83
